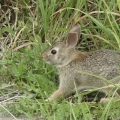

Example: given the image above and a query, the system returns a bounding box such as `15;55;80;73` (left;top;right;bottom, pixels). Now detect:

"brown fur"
73;52;86;62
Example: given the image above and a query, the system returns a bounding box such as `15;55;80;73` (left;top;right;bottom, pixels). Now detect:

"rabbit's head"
42;24;81;68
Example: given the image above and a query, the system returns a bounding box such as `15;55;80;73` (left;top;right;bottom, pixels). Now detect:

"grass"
0;0;120;119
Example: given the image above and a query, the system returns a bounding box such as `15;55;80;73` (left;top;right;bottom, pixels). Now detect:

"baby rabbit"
42;24;120;101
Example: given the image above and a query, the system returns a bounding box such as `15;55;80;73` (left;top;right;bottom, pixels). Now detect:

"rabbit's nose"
42;53;47;59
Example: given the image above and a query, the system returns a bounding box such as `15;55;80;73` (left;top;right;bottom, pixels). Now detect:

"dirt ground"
0;113;44;120
0;113;28;120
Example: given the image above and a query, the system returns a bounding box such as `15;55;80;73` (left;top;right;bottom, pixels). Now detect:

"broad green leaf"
2;27;14;35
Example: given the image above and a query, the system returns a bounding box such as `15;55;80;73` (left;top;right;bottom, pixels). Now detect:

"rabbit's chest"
58;67;75;77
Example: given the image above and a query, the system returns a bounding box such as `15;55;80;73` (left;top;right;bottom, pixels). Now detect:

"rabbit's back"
81;49;120;79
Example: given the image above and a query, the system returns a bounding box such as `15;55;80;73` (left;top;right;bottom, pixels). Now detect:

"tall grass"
0;0;120;119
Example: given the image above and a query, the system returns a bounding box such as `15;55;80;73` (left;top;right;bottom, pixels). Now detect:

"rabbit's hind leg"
100;85;120;103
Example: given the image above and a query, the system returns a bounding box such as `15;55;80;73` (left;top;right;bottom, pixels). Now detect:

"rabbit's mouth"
44;60;52;65
43;57;55;65
42;57;52;64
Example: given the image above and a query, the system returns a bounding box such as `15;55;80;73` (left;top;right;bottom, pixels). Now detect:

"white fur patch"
52;47;59;52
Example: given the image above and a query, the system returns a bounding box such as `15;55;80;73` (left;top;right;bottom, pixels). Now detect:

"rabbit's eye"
51;49;57;54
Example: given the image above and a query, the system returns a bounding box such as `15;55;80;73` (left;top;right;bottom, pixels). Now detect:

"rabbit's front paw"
45;97;53;102
45;88;64;102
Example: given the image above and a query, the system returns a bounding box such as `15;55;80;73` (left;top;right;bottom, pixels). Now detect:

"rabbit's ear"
69;24;81;39
66;24;81;48
66;33;78;48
